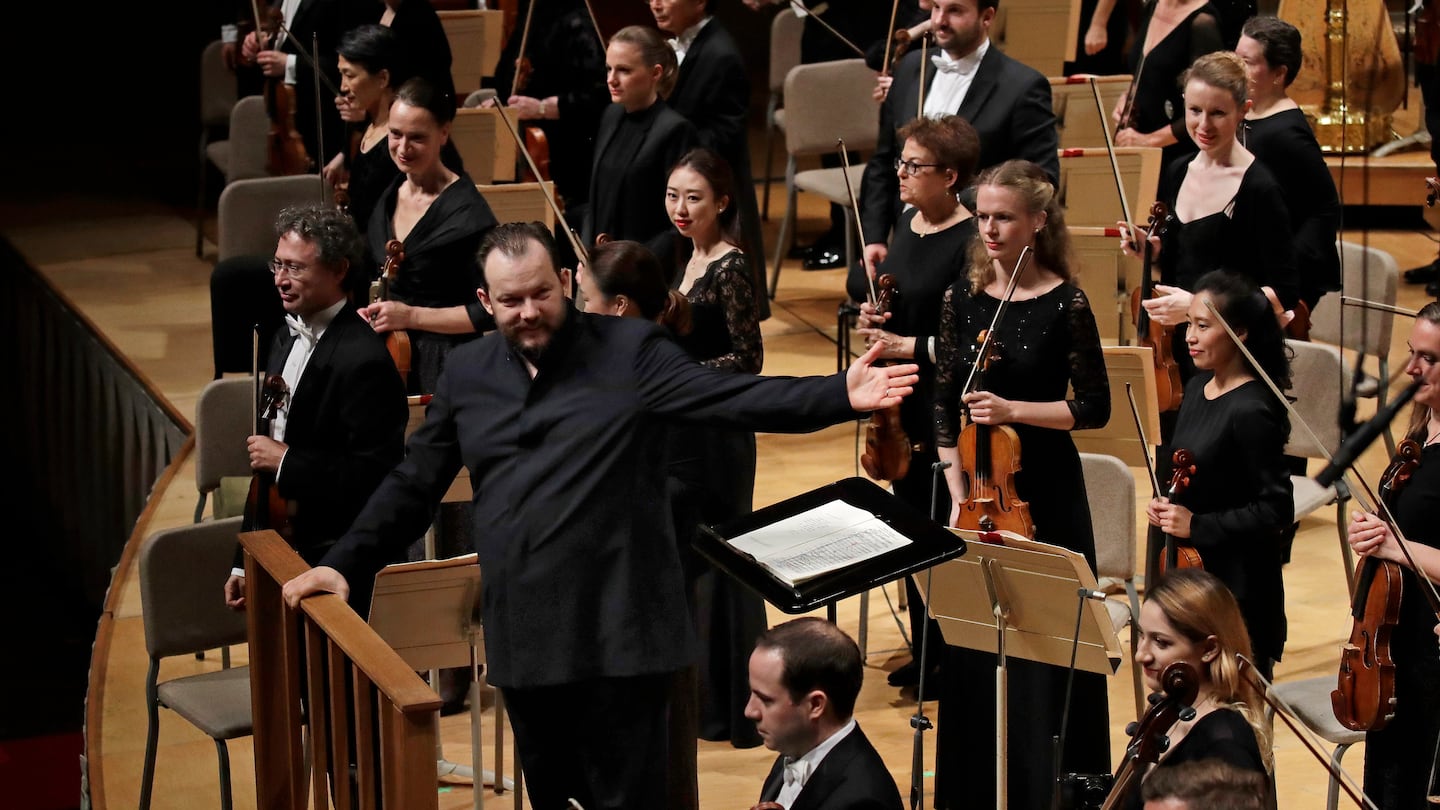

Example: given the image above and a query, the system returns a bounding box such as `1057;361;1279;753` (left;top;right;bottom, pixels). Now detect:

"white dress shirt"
923;38;990;119
774;718;858;809
668;15;713;66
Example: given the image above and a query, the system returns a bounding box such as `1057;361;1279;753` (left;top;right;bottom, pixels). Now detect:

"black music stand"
917;528;1122;810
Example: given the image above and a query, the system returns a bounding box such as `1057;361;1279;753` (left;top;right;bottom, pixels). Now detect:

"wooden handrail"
240;529;440;810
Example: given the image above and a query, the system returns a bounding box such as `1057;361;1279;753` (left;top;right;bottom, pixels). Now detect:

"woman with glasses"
852;114;980;692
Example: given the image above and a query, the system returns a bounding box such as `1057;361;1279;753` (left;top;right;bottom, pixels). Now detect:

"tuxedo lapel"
955;46;1002;120
790;729;868;810
760;756;785;803
673;22;716;98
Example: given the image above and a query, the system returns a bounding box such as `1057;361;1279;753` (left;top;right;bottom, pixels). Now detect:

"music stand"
693;477;967;614
367;553;518;810
917;529;1122;810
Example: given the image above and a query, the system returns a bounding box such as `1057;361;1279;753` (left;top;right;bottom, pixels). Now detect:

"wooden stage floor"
5;169;1439;808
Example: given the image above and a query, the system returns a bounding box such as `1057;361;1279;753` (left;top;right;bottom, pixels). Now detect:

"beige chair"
1263;676;1364;810
137;518;253;810
1079;452;1146;718
1049;75;1132;150
761;7;805;221
194;377;255;523
1285;339;1357;589
197;39;240;257
204;95;271;191
1312;241;1401;455
769;58;881;299
216;174;323;262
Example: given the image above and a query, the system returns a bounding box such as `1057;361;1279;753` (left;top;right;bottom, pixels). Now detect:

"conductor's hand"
282;566;350;608
1142;284;1192;327
224;574;246;611
247;435;286;475
1147;497;1193;538
847;341;918;411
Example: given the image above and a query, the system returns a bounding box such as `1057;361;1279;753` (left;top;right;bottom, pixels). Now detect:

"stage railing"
240;529;441;810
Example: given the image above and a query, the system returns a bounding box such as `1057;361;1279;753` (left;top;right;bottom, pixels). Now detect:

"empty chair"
1311;241;1400;454
194;377;255;523
768;58;880;299
197;40;240;257
216;174;324;263
1080;451;1146;718
1284;339;1355;588
1263;676;1364;810
137;517;253;810
761;8;805;221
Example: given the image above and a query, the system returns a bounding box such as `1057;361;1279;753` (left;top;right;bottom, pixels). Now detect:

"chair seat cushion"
1104;598;1132;634
1292;475;1338;519
794;165;866;206
157;665;253;740
1269;675;1365;745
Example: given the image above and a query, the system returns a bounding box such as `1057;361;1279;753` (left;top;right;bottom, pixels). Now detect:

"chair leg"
1326;742;1351;810
215;738;234;810
1335;487;1356;593
769;157;798;299
139;660;161;810
762;94;779;221
1379;356;1396;457
197;133;209;259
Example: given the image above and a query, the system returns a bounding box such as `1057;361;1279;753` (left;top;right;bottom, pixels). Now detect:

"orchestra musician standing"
280;221;922;810
1112;0;1223;166
1148;270;1292;680
931;160;1111;809
222;204;408;618
1345;301;1440;810
853;115;980;690
859;0;1060;277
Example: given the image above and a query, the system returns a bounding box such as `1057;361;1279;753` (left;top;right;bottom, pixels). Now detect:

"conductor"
282;221;920;810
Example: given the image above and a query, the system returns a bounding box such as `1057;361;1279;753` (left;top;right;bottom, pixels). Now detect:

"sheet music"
729;500;911;586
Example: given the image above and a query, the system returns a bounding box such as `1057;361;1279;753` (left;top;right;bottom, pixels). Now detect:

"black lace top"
678;249;763;374
933;281;1110;448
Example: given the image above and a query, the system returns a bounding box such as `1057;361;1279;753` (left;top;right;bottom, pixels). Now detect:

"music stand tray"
694;477;966;614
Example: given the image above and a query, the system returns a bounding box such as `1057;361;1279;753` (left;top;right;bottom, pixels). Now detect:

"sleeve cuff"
230;567;246;579
221;24;238;44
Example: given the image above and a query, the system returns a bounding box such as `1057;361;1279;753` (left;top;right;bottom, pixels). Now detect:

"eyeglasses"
268;259;311;278
894;158;943;176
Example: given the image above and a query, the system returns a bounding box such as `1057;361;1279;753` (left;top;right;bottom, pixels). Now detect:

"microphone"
1313;378;1421;488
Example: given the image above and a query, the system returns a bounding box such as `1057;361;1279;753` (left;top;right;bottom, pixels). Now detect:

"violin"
1129;201;1181;413
1330;437;1419;732
954;326;1035;538
1099;661;1201;810
369;238;412;382
243;373;294;540
860;274;913;483
252;1;310;176
1156;448;1202;573
509;0;553;184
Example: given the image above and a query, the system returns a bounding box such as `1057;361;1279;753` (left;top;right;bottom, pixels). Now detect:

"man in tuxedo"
282;222;920;810
747;617;903;810
653;0;771;319
859;0;1058;274
223;204;409;617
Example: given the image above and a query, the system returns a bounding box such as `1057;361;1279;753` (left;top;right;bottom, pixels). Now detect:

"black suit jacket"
320;309;856;687
758;726;904;810
238;305;409;609
860;44;1059;245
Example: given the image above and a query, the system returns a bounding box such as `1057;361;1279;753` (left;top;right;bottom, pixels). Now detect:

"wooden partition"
453;108;518;184
1056;146;1163;229
1069;225;1141;345
991;0;1080;76
1070;346;1162;468
241;530;441;810
1049;75;1133;150
439;10;506;97
476;182;558;230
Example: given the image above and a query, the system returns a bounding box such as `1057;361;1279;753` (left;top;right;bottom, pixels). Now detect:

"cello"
243;372;294;540
1099;661;1201;810
859;273;914;483
369;238;412;381
1330;437;1418;732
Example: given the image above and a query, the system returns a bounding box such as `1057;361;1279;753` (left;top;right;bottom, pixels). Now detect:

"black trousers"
501;671;682;810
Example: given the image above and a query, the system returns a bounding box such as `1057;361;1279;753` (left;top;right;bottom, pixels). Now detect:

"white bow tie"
931;53;972;75
286;314;315;344
783;758;810;787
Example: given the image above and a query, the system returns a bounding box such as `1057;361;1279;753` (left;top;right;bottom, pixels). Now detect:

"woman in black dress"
1346;302;1440;809
931;159;1111;809
662;147;766;748
1149;270;1292;678
853;114;980;690
1114;0;1223;166
1237;16;1341;313
1119;568;1273;809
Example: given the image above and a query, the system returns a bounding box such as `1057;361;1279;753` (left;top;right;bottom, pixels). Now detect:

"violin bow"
918;30;928;120
835;138;878;305
959;246;1033;400
785;0;866;57
1238;655;1380;810
581;0;607;49
1123;382;1163;496
1088;78;1137;238
1342;295;1420;319
1202;298;1440;619
491;100;590;268
511;0;538;100
881;0;902;76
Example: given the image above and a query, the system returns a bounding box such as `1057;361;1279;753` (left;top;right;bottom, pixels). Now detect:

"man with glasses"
223;204;408;618
858;0;1058;276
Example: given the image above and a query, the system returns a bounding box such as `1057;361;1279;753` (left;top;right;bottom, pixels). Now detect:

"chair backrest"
139;517;249;659
782;59;881;157
1284;339;1346;460
769;8;805;94
200;40;239;130
195;377;255;512
1311;241;1398;355
226;95;273;183
217;174;324;262
1050;75;1132;150
1080;452;1137;581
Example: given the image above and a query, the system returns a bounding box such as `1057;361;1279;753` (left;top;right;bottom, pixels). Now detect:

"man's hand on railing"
282;565;350;608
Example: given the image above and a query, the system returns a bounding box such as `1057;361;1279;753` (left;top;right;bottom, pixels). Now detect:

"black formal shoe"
803;249;845;270
886;658;940;687
788;241;814;259
1405;259;1440;284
